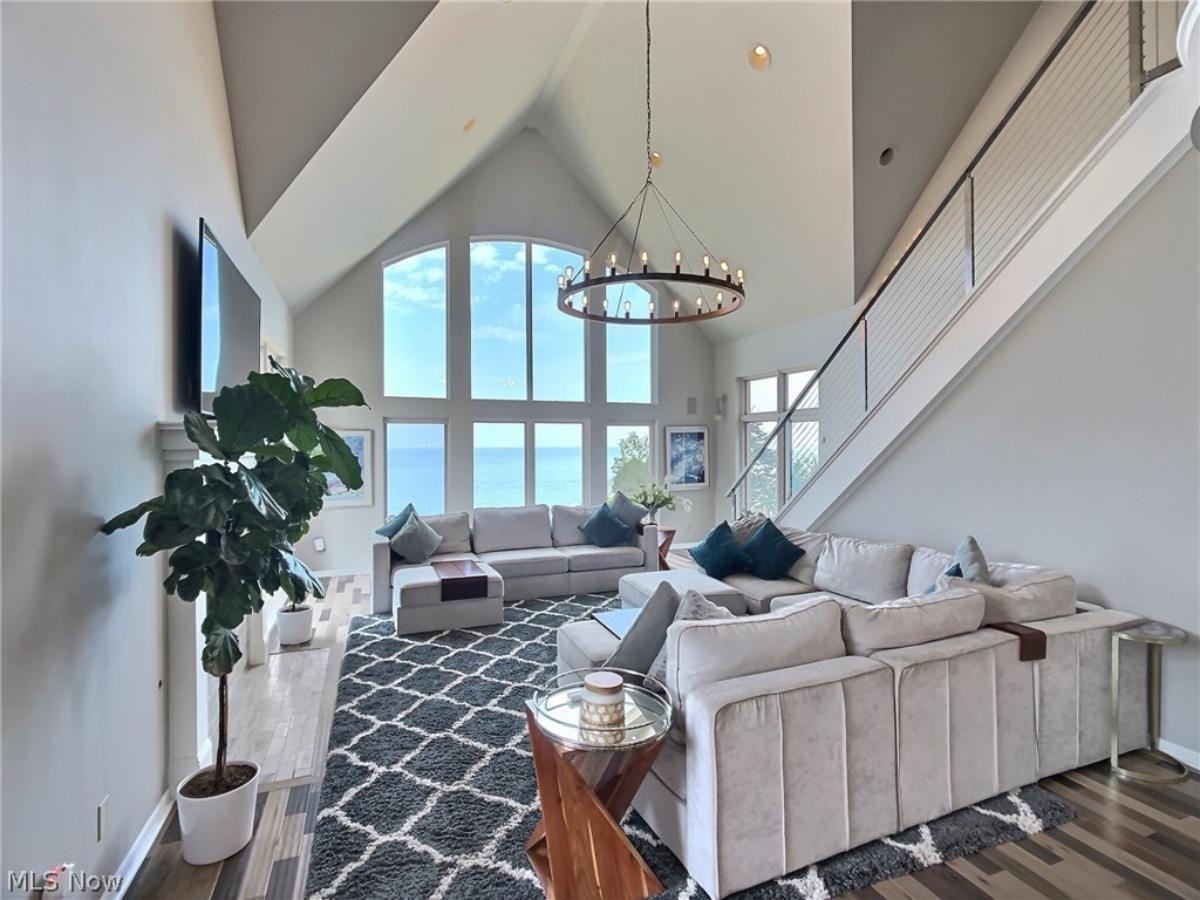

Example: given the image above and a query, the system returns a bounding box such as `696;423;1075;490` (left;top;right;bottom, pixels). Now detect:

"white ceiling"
238;0;1029;345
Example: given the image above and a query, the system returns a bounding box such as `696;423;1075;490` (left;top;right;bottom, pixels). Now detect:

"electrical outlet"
314;537;327;552
97;795;108;842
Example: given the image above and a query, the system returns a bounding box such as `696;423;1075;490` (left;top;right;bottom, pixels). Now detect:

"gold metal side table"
1110;620;1189;784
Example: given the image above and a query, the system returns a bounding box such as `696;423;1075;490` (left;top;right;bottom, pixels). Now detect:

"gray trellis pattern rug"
305;594;1075;899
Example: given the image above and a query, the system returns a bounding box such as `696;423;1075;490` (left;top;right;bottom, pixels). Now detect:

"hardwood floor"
127;577;1200;900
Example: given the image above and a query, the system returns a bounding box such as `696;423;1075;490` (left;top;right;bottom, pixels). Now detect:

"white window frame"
383;417;450;518
738;368;819;513
381;241;450;399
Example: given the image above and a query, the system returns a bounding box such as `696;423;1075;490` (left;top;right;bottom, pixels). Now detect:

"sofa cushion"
743;519;804;580
476;547;567;579
688;522;753;579
610;491;649;529
579;503;635;547
551;504;596;547
778;527;827;585
423;512;473;555
388;512;443;564
558;544;644;573
814;535;913;605
376;502;414;539
472;505;552;553
557;620;620;675
392;559;503;608
841;587;985;655
619;570;747;615
663;596;844;723
722;573;814;615
649;589;736;682
943;572;1076;624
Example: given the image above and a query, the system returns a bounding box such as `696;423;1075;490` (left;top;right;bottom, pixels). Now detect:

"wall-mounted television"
192;218;261;414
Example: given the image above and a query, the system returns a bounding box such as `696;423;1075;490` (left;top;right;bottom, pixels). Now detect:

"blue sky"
384;246;447;398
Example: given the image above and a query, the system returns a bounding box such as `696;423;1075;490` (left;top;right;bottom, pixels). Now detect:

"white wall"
712;305;857;518
293;129;716;575
1;1;289;885
821;153;1200;757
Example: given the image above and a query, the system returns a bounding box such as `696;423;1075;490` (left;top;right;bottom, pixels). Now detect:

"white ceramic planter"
176;761;260;865
277;604;314;646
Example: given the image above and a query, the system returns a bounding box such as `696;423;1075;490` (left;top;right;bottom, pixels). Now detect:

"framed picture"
324;429;373;507
664;426;709;490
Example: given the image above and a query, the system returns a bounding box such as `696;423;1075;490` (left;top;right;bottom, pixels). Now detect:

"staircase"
728;0;1197;528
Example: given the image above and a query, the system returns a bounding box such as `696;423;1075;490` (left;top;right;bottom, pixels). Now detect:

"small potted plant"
630;480;693;524
101;360;366;865
278;595;314;646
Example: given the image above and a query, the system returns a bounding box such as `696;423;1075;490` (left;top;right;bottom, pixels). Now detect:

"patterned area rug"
306;594;1075;899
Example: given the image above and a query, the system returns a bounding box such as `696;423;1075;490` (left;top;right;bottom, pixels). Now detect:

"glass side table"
525;669;672;900
1110;620;1189;784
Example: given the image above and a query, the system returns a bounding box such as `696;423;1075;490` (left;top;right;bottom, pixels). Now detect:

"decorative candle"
579;670;625;745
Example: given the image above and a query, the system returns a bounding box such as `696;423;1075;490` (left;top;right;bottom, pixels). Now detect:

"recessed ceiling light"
749;44;771;70
463;117;477;133
878;146;895;166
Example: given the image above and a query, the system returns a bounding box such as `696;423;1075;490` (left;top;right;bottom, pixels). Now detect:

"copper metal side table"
525;669;672;900
1110;620;1189;784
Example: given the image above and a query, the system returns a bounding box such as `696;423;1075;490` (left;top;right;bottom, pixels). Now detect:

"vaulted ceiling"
216;0;1036;343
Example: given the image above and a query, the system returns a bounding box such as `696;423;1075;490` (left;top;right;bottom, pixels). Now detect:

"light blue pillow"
955;535;991;584
376;502;414;539
388;512;443;564
579;503;635;547
610;491;648;529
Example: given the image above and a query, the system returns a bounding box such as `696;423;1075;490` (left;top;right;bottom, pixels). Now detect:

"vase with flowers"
630;480;692;524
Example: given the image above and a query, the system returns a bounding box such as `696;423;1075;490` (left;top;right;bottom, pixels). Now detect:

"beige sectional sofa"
557;527;1150;898
371;504;659;622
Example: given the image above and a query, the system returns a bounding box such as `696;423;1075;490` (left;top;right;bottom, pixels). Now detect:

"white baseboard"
1157;738;1200;772
311;567;370;578
105;791;173;900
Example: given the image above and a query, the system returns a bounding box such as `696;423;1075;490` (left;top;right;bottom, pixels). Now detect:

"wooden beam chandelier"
556;0;745;325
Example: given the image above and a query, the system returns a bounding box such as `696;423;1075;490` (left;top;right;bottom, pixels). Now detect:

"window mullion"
525;240;534;401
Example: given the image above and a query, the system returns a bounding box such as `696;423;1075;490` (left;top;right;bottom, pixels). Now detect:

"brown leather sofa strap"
986;622;1047;661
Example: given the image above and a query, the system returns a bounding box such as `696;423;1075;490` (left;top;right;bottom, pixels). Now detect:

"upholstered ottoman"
392;561;504;635
556;620;620;677
618;570;747;615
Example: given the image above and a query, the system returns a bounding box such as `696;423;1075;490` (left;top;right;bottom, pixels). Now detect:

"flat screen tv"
192;218;261;414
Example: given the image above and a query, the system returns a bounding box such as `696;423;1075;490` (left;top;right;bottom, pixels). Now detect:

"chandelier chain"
645;0;653;174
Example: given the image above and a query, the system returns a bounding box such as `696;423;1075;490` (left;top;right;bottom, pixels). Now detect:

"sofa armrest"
683;657;898;899
372;535;393;614
637;523;659;571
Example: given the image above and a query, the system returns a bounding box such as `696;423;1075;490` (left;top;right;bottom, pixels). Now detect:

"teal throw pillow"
688;522;753;580
376;502;414;539
579;503;635;547
743;519;804;580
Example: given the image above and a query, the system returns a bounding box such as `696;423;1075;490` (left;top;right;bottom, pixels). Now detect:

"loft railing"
728;0;1186;518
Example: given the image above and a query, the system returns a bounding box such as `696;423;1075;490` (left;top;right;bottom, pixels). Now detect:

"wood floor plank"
1059;822;1198;899
238;790;290;900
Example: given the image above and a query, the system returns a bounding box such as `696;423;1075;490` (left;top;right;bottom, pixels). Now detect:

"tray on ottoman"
432;559;491;601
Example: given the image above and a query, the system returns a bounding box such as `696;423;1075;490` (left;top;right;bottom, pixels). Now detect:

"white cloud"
474;324;525;345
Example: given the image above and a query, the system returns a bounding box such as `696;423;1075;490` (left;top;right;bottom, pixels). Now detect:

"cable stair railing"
727;0;1188;519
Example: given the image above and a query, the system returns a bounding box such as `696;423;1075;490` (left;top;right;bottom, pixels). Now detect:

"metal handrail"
726;0;1161;512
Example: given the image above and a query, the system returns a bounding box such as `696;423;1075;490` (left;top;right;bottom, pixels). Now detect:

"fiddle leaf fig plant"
101;358;366;792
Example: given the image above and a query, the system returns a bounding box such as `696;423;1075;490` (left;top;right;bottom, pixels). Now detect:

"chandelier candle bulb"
716;291;723;309
674;250;682;273
649;300;655;317
609;251;618;275
673;299;680;318
736;268;744;285
565;266;574;281
584;258;591;277
641;250;649;272
624;300;631;318
557;275;565;289
702;254;711;276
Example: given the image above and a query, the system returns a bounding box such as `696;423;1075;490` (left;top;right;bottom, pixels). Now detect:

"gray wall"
1;2;289;882
821;153;1200;756
293;129;716;575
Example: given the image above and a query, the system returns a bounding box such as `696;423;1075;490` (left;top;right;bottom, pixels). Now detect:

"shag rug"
306;594;1075;899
